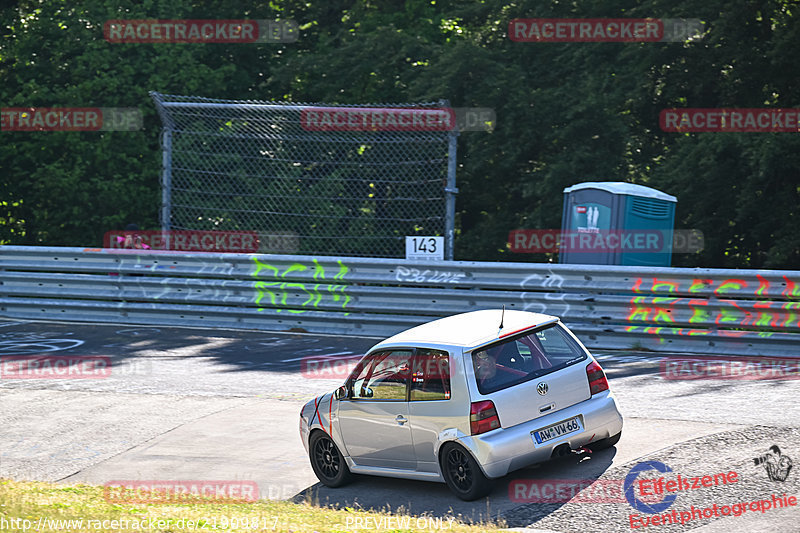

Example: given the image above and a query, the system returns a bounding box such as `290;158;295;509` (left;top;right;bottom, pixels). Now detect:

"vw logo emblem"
537;382;548;395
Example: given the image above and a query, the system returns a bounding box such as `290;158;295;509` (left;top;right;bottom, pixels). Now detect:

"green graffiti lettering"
781;302;800;328
253;257;278;278
312;284;323;307
754;312;774;328
282;263;307;278
627;296;651;322
756;274;770;296
714;279;747;295
689;279;712;293
689;307;710;324
716;306;743;325
651;278;679;293
652;297;678;323
782;276;800;298
310;259;325;308
335;260;348;280
652;307;674;323
313;259;326;280
254;281;279;310
251;258;350;315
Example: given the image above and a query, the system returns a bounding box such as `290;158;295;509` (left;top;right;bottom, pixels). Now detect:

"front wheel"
309;431;352;487
440;443;492;501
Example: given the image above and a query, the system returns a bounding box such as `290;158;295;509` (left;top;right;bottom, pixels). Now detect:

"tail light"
470;400;501;435
586;360;609;395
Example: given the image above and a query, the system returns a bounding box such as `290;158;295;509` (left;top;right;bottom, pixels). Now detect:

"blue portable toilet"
560;182;677;266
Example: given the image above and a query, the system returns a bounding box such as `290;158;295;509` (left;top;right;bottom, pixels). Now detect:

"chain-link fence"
150;92;457;258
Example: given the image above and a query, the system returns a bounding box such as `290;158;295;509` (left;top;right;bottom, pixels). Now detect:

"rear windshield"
471;323;587;394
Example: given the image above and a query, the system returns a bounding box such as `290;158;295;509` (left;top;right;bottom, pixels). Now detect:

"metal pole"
161;129;173;232
445;130;459;260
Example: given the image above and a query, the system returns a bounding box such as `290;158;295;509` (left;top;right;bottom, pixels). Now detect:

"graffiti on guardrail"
394;266;466;284
520;270;571;317
252;258;350;314
625;275;800;339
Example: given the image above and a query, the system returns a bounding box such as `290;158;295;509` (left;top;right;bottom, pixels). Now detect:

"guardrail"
1;246;798;356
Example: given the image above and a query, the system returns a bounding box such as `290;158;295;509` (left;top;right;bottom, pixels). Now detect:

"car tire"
309;431;352;488
588;431;622;451
440;443;493;501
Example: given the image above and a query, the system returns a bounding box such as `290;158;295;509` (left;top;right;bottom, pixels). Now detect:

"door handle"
395;415;408;425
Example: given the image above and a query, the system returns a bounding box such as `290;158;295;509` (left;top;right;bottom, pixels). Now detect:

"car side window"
350;350;412;401
410;349;451;401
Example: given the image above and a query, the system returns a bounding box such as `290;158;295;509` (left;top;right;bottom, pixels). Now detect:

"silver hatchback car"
299;309;623;500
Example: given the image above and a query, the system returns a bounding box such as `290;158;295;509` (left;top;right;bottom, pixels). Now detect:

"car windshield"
472;323;587;394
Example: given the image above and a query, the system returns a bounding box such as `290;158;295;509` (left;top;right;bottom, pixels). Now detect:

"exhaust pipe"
551;443;593;459
551;444;571;458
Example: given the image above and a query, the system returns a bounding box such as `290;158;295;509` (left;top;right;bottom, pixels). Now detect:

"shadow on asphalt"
0;319;378;374
1;320;744;388
291;446;618;527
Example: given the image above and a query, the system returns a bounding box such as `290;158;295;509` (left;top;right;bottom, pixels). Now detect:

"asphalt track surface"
0;318;798;532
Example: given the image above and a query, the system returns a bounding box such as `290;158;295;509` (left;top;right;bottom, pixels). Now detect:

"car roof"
373;309;558;351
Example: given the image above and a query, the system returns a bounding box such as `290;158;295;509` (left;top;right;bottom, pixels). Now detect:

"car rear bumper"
457;391;623;479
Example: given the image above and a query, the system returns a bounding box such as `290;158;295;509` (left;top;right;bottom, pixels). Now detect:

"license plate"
532;416;583;445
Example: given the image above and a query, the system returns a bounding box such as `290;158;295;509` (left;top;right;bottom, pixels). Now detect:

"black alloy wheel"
309;432;352;487
441;443;492;501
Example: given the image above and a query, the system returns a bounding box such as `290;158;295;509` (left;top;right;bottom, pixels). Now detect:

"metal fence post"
161;129;172;232
446;130;459;260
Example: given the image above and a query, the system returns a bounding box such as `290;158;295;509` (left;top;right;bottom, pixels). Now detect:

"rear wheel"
440;443;492;501
309;431;352;487
588;431;621;451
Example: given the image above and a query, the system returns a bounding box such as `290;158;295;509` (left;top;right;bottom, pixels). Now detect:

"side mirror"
363;387;374;398
334;385;349;400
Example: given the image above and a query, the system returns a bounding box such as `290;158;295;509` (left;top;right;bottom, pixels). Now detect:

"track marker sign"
406;236;444;261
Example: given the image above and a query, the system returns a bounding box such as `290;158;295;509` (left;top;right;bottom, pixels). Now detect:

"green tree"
2;0;798;268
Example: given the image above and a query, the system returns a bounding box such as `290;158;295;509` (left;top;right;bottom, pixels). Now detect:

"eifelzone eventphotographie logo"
754;445;793;482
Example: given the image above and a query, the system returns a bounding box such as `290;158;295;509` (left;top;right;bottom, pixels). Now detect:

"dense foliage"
1;0;798;268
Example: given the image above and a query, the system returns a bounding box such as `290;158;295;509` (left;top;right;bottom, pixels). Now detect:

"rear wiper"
526;368;548;379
